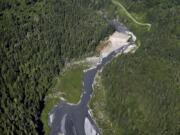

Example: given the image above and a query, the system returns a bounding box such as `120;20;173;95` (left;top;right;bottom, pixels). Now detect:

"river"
48;22;135;135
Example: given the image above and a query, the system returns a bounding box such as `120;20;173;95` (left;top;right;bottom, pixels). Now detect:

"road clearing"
112;0;151;30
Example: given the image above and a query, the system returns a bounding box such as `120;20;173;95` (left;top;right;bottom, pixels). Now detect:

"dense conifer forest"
0;0;112;134
1;0;179;134
92;0;180;134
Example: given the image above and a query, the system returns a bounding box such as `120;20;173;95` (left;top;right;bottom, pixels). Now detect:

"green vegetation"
112;0;151;30
91;0;180;135
41;64;86;135
53;66;85;103
0;0;113;134
90;74;115;134
1;0;179;134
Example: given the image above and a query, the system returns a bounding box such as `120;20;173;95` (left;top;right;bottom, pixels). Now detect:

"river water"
49;22;133;135
48;43;132;135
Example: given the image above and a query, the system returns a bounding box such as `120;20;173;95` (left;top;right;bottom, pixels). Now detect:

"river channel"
49;22;134;135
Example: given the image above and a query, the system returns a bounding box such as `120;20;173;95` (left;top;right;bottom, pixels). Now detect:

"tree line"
101;0;180;134
0;0;113;134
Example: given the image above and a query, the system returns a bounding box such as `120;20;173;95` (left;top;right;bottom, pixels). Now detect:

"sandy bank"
100;31;136;57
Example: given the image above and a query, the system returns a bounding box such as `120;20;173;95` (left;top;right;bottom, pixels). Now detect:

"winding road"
112;0;151;30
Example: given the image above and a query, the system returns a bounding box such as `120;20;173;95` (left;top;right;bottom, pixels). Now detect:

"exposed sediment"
48;23;137;135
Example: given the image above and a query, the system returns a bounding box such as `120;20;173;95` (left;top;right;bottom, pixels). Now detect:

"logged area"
91;0;180;135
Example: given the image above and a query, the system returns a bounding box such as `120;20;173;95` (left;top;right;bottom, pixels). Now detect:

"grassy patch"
41;64;87;135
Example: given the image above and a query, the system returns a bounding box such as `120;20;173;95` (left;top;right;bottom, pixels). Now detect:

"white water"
84;118;99;135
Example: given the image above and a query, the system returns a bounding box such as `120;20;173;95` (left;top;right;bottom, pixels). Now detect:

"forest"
90;0;180;135
0;0;112;134
1;0;179;134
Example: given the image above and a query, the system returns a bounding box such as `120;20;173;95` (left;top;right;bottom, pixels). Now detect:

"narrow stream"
49;22;133;135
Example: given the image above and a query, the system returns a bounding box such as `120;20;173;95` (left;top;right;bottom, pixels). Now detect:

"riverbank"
89;33;138;135
90;73;113;134
46;27;137;135
41;64;87;135
89;0;180;134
